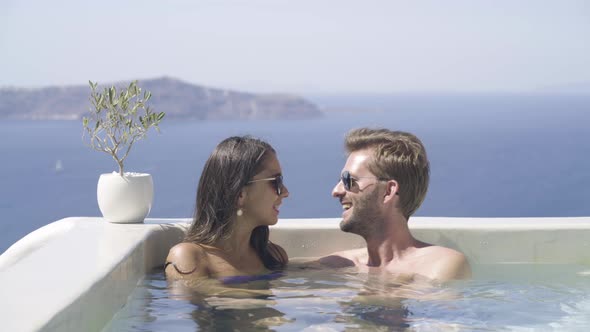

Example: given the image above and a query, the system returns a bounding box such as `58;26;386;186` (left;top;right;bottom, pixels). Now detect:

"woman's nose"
281;183;289;198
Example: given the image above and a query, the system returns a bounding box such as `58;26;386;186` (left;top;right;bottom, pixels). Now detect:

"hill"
0;77;323;120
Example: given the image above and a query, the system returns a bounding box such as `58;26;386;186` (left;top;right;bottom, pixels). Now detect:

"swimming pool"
105;263;590;331
1;217;590;331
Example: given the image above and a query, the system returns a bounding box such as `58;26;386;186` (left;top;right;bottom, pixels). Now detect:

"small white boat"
55;160;63;172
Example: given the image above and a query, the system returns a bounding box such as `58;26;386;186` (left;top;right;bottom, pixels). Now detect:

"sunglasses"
340;171;387;191
248;175;284;195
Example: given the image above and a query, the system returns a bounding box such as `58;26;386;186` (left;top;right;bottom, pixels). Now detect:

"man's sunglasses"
340;171;388;191
248;175;284;196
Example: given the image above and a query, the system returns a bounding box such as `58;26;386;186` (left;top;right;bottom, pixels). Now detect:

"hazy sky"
1;0;589;94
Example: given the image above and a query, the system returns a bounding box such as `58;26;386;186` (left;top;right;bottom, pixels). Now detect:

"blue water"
106;264;590;331
1;94;590;253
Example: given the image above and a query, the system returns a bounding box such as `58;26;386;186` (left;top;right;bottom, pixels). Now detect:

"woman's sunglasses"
248;175;284;195
340;171;388;191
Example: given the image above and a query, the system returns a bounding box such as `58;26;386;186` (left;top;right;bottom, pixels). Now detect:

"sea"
1;93;589;254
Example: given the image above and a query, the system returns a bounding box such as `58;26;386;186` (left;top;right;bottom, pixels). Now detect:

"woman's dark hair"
184;136;286;269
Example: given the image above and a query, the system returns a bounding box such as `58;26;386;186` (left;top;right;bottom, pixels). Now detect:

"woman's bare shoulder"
165;242;210;279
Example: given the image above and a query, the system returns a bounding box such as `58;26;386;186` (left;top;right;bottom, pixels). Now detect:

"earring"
237;209;243;217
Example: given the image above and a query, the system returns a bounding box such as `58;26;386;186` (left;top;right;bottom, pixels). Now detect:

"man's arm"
318;254;357;268
288;249;363;270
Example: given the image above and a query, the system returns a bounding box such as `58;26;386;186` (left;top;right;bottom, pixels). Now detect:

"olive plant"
83;80;165;176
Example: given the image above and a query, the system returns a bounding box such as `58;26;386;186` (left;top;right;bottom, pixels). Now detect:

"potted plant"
83;80;165;223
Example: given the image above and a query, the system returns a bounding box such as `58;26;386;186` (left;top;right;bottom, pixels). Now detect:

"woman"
165;136;289;283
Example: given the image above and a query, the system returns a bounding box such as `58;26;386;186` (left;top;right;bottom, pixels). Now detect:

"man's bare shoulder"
165;242;210;279
415;245;472;282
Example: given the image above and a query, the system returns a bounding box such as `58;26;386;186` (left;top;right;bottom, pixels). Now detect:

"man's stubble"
339;186;384;238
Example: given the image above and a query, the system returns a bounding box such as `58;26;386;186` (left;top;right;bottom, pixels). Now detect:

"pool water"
104;264;590;331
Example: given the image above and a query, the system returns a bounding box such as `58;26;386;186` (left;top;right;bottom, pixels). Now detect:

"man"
320;128;471;282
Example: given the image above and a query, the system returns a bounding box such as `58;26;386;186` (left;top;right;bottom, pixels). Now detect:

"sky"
1;0;589;94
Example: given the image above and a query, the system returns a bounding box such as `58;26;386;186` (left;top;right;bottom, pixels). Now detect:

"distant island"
0;77;323;120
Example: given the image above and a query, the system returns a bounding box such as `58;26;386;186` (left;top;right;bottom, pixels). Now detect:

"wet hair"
184;136;286;269
345;128;430;219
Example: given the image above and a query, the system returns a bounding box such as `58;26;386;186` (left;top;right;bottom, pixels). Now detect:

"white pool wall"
1;216;590;331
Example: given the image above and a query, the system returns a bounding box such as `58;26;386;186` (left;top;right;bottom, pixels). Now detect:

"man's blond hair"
345;128;430;219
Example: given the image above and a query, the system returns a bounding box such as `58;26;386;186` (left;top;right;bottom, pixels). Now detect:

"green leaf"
108;87;115;104
94;120;100;131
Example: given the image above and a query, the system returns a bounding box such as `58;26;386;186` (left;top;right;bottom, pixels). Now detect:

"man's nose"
332;180;345;198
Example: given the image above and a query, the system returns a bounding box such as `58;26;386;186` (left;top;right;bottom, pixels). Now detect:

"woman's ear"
237;188;247;207
383;180;399;204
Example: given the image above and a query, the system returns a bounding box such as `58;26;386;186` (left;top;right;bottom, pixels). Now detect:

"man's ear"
383;180;399;204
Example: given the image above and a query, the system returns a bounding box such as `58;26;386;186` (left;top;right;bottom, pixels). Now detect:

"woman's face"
243;153;289;226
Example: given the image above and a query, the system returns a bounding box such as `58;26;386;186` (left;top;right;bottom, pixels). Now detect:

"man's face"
332;149;384;236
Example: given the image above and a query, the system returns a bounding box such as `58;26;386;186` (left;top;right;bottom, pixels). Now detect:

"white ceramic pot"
97;172;154;224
